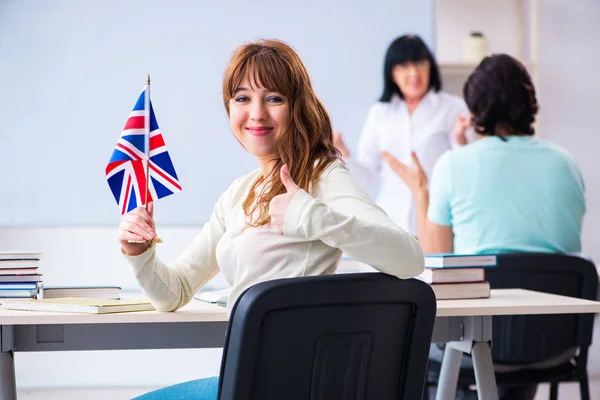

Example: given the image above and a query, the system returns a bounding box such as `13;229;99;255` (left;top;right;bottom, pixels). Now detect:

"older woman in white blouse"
334;35;473;235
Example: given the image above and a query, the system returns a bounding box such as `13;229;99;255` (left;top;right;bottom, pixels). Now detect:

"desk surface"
0;289;599;325
0;300;228;325
435;289;600;317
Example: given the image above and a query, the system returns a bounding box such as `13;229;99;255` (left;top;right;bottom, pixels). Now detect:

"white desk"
0;289;599;400
433;289;600;400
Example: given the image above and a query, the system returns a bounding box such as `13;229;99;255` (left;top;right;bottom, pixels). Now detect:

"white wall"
0;227;198;289
1;226;225;388
436;0;600;262
2;0;600;390
537;0;600;262
0;0;436;389
0;226;367;388
0;0;433;226
435;0;525;63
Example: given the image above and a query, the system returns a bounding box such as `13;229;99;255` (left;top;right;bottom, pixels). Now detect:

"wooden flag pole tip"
126;237;163;245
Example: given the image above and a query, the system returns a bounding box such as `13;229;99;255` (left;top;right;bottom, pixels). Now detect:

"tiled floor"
15;381;600;400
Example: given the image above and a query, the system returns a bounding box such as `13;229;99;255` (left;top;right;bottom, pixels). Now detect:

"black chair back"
218;273;437;400
486;253;597;364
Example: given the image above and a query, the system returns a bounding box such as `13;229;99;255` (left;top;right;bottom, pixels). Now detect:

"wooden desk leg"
0;351;16;400
471;342;499;400
435;346;462;400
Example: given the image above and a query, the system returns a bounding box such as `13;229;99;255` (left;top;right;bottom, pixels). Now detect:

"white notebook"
194;287;232;304
0;252;42;261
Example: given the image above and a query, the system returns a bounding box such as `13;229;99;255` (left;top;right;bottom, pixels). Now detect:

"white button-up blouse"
346;91;471;235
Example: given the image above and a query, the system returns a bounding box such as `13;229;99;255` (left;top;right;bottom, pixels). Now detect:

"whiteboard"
0;0;433;226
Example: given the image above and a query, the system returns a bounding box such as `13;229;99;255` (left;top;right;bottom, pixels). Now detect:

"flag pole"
144;74;151;211
143;75;162;245
125;76;162;245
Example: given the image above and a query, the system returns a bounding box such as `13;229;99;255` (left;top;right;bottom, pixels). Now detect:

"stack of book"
0;252;43;301
419;254;497;300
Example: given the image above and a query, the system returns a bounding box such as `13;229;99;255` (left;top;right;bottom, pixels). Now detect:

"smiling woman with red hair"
119;39;424;400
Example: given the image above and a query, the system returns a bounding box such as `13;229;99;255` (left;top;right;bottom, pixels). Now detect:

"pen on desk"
216;299;228;308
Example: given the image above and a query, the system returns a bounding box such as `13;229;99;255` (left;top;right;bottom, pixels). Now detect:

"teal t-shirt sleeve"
427;151;452;226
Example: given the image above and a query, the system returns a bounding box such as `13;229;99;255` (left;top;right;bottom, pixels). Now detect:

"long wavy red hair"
222;39;340;227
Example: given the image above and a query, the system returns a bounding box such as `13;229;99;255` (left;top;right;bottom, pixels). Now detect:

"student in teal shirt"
382;54;585;257
382;54;586;400
425;134;584;255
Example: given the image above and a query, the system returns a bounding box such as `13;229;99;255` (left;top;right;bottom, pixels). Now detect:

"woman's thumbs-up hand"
269;164;301;234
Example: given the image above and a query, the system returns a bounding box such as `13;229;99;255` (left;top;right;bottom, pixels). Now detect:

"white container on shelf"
462;32;489;64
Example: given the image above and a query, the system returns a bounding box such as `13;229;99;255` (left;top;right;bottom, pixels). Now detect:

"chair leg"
549;382;558;400
580;373;590;400
421;383;430;400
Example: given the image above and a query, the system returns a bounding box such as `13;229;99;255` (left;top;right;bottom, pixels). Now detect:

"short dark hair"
379;35;442;102
463;54;539;138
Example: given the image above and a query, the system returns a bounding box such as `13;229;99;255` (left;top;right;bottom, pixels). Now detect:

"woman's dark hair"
464;54;538;138
379;35;442;102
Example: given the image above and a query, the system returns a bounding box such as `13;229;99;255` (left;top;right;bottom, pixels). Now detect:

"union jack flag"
105;86;182;214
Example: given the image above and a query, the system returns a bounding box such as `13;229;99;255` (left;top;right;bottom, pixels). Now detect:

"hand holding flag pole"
106;76;182;244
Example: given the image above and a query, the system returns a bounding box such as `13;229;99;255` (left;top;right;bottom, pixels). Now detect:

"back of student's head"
464;54;539;139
